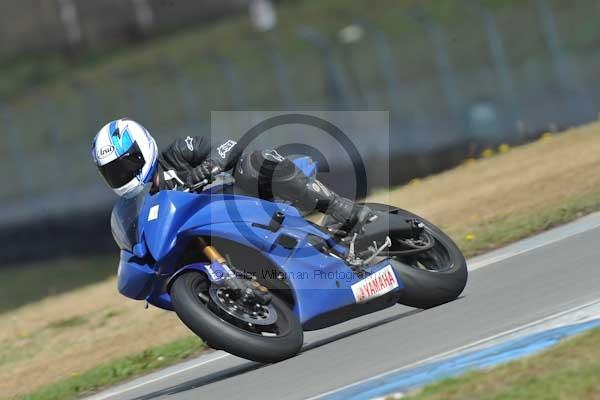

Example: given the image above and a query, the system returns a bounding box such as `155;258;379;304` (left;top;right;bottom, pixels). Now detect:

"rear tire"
170;272;304;363
365;203;468;309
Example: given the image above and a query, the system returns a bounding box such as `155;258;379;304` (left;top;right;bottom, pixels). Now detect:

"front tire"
170;272;304;363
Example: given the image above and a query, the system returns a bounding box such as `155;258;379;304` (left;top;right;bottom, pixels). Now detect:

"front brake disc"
208;286;278;326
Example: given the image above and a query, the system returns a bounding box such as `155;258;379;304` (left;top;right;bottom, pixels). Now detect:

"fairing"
116;184;405;326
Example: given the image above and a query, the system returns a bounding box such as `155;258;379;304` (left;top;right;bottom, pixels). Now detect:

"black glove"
185;160;222;190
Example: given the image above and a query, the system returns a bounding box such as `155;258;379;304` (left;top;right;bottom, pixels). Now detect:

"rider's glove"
186;159;222;190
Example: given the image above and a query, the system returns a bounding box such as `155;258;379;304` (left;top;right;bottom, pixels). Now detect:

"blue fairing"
137;190;309;261
117;185;404;326
117;250;155;300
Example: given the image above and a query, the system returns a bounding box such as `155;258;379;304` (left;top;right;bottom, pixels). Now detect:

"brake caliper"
224;277;272;306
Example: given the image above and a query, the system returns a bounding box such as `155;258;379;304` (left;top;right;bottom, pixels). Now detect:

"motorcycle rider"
92;118;373;232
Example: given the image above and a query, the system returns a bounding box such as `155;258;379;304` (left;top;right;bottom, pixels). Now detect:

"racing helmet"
92;118;158;198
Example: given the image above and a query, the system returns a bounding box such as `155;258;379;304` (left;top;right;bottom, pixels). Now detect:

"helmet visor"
99;142;146;188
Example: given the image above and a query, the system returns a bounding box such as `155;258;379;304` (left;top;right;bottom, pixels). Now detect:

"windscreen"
110;186;149;251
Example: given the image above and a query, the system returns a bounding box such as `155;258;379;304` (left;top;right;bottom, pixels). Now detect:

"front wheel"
170;272;303;363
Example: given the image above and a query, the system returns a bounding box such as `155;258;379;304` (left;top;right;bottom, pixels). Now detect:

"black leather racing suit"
152;136;370;229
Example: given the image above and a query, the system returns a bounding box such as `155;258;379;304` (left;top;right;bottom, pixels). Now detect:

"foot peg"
362;236;392;265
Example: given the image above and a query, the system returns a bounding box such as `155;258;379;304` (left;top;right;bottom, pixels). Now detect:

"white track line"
307;297;600;400
85;353;230;400
88;212;600;400
468;211;600;271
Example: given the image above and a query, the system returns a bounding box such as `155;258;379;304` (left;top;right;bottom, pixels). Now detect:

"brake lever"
184;162;223;193
185;179;209;193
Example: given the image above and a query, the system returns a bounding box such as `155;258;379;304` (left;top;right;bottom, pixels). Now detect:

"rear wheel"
170;272;303;363
365;203;468;309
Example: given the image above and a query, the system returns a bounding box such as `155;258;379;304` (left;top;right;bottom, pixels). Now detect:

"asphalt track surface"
88;213;600;400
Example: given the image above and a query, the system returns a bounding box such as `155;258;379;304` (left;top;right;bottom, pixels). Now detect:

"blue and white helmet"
92;119;158;198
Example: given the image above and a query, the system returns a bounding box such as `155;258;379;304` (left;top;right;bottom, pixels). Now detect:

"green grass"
2;0;599;202
453;190;600;258
45;316;90;330
0;256;117;313
20;336;205;400
3;0;600;167
404;327;600;400
4;0;598;102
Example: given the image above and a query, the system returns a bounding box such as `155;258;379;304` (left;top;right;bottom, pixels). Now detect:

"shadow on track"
129;308;422;400
301;309;422;353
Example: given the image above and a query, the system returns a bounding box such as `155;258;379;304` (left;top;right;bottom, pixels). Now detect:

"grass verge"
453;190;600;258
5;121;600;399
403;327;600;400
21;336;205;400
0;256;116;313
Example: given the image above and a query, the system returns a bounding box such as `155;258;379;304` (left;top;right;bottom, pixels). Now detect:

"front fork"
197;237;272;305
197;237;235;280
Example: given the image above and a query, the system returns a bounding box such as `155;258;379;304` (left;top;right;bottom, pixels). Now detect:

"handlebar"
185;162;223;192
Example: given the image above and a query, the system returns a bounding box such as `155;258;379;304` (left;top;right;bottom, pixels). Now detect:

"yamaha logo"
97;145;115;159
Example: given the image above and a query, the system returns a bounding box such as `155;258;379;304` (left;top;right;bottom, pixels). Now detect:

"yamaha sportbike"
113;157;467;363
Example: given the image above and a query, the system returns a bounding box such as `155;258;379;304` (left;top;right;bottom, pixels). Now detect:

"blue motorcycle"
112;157;467;363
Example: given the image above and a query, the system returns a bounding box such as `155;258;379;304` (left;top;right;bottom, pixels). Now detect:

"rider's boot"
304;180;375;233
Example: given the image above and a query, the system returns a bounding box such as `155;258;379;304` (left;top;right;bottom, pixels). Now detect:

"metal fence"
1;0;600;226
